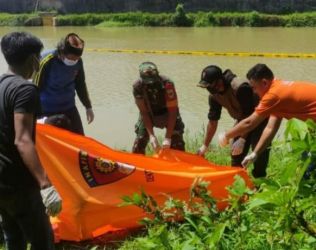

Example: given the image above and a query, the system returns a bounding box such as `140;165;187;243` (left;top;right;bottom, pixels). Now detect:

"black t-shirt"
0;74;39;193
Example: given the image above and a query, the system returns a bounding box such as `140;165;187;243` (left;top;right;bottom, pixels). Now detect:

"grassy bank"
57;11;316;27
56;12;316;27
117;119;316;250
0;13;39;26
1;10;316;27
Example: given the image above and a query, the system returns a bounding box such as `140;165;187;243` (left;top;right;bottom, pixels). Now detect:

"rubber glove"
40;186;62;217
149;135;161;153
218;132;229;148
86;108;94;124
231;138;246;156
197;144;208;157
242;152;257;167
162;138;171;149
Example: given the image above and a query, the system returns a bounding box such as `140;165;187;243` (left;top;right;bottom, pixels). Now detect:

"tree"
172;3;193;27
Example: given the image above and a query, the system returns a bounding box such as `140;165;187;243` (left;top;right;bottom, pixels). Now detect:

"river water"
0;26;316;149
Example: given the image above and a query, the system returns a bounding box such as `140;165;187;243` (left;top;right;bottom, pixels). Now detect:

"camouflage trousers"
132;113;185;154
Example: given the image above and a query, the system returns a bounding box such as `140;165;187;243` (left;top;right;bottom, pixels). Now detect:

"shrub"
172;4;193;27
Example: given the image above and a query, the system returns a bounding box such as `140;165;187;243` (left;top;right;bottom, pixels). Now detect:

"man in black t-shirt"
196;65;270;178
0;32;62;250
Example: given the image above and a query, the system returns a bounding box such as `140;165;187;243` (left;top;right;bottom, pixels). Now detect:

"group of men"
133;59;316;181
1;30;316;249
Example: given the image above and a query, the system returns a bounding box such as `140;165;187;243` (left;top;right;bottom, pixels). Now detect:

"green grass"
96;20;135;27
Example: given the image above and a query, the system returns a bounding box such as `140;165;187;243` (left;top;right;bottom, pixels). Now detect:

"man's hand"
40;186;62;217
86;108;94;124
218;132;229;148
197;144;208;157
150;135;161;153
242;152;257;167
231;138;246;156
162;138;171;149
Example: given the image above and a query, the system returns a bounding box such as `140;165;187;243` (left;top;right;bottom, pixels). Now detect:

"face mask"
63;57;78;66
142;75;160;85
206;83;218;94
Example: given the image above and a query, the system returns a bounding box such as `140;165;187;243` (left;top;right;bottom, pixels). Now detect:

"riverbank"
1;11;316;27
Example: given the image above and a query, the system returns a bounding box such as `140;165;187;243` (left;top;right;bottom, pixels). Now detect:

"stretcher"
36;124;252;242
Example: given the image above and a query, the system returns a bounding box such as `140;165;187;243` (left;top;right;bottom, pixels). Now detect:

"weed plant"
118;119;316;249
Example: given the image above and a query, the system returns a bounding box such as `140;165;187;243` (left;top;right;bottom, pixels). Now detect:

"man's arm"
225;112;267;140
33;52;54;90
75;65;92;110
241;116;282;167
204;120;218;147
197;95;222;155
14;84;62;217
135;98;154;136
206;96;221;146
165;109;177;139
14;113;51;189
164;81;179;142
75;65;94;124
253;116;282;155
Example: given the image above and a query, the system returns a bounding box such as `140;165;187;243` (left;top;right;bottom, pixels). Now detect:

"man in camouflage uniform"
132;62;185;154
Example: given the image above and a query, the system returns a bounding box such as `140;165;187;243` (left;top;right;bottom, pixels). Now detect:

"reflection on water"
1;27;316;149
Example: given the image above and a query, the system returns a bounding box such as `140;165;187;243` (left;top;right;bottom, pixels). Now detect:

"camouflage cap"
139;62;159;84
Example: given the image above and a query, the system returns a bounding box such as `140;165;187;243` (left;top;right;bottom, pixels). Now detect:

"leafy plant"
119;119;316;249
171;4;193;27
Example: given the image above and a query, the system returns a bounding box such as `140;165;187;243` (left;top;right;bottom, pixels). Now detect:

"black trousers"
231;119;270;178
0;188;54;250
41;106;84;135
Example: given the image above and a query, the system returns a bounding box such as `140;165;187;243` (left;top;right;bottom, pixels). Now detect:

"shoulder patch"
166;88;175;100
164;82;177;101
164;82;174;89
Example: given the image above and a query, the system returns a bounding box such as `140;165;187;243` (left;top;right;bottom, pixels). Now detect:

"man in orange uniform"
218;63;316;167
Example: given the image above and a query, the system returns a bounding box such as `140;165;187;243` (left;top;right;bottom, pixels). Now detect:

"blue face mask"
63;57;78;66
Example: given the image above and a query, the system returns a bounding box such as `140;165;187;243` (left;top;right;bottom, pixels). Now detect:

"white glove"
37;116;47;124
218;132;229;148
86;108;94;124
149;135;161;153
197;144;208;156
162;138;171;149
40;186;62;217
231;138;246;156
242;152;257;168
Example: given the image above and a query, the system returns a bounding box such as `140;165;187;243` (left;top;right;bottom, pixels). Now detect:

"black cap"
197;65;223;88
